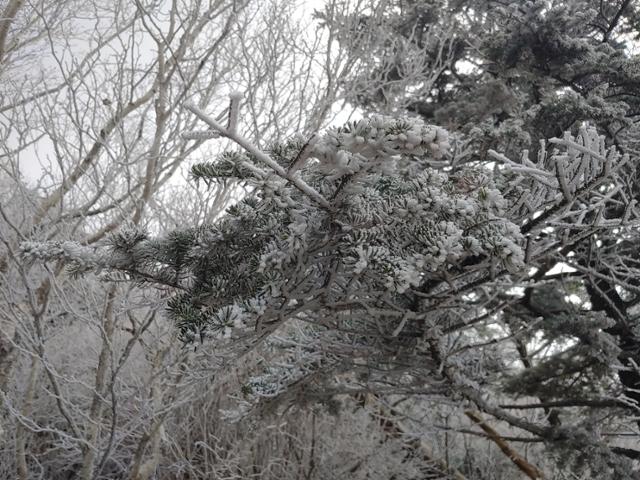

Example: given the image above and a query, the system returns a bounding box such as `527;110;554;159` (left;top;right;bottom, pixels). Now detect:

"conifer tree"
318;0;640;472
24;89;640;477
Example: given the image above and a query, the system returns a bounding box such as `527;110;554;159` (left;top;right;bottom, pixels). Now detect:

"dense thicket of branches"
3;0;640;479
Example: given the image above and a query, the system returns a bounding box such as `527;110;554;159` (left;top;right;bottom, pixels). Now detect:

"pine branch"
185;99;332;211
499;399;625;410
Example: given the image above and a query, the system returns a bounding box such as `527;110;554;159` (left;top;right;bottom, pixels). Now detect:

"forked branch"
185;96;332;211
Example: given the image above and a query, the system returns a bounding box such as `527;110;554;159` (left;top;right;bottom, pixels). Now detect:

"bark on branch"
465;410;544;480
0;0;23;66
356;393;468;480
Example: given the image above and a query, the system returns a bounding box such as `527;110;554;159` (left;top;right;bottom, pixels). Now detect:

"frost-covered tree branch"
6;0;640;478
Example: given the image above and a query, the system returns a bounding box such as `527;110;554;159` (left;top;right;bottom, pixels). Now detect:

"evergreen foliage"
314;0;640;476
23;107;640;476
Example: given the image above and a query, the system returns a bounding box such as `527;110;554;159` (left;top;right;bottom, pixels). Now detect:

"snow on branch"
490;125;634;238
185;97;333;211
23;110;638;466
